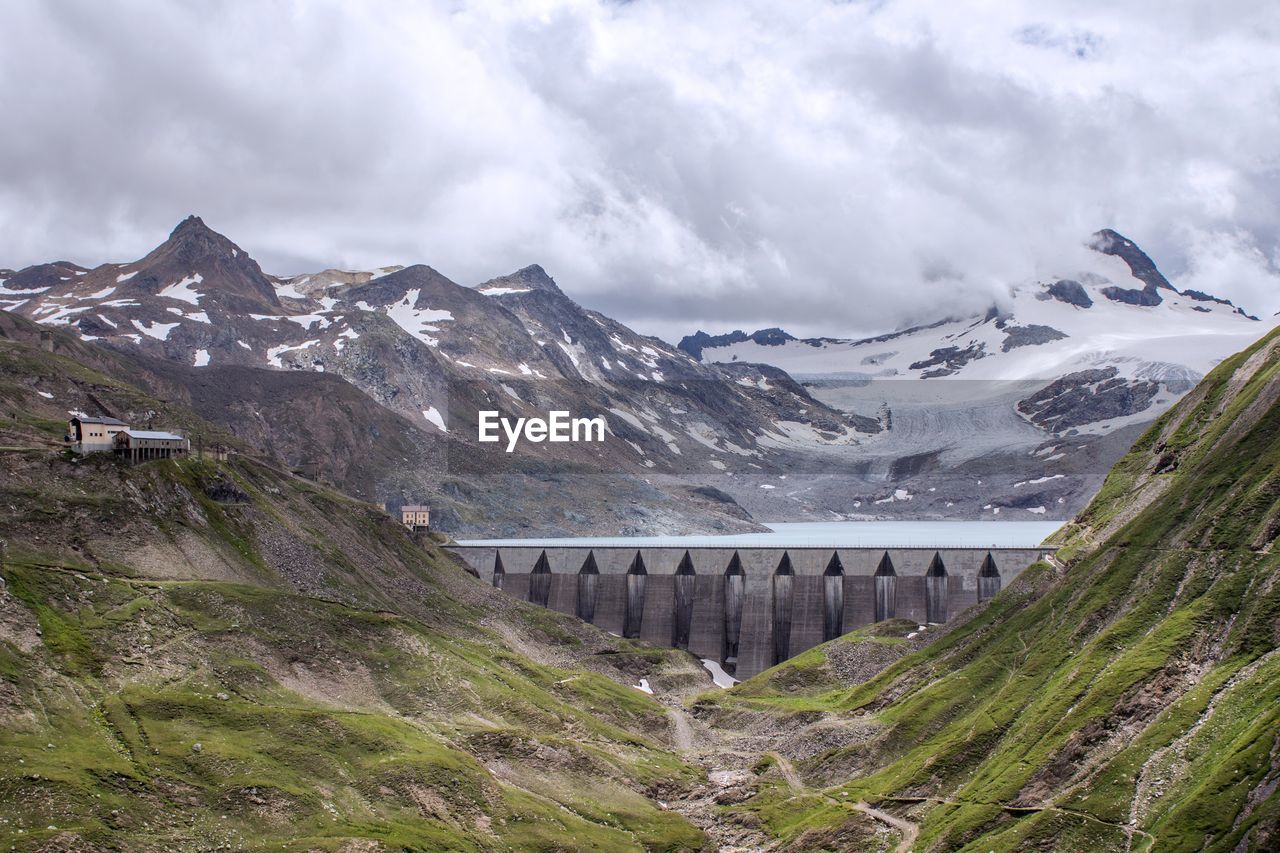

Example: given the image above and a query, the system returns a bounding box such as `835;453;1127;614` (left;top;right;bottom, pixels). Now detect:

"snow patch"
1013;474;1065;488
267;340;320;368
422;407;447;433
159;273;204;305
131;319;180;341
384;289;452;347
193;349;210;367
700;659;739;688
275;279;308;299
607;408;648;433
36;305;91;326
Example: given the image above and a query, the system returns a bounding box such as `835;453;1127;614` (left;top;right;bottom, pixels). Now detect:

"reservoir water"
455;520;1064;550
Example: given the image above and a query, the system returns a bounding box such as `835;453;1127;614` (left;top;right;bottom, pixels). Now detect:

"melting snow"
82;286;116;300
36;391;53;399
479;286;531;296
700;659;739;689
0;284;49;295
159;273;204;305
557;341;583;369
267;340;320;368
115;271;138;282
633;678;654;695
422;407;447;432
275;280;308;299
333;327;360;352
166;307;211;324
236;340;251;350
384;289;452;346
283;313;331;331
36;305;91;325
1027;506;1047;514
131;319;180;341
1013;474;1065;488
193;349;210;367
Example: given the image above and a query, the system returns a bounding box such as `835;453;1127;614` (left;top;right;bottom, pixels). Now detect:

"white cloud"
0;0;1277;341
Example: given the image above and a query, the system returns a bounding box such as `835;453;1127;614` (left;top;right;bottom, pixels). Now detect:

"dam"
449;541;1054;679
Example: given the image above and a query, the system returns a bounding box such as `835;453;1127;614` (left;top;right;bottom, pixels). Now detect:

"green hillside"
0;318;708;850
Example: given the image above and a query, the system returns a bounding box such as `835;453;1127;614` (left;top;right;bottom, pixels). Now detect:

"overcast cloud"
1;0;1278;342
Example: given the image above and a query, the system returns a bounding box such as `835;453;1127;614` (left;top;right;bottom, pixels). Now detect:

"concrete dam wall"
450;546;1052;679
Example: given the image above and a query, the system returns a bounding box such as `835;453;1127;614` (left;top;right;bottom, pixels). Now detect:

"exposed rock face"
678;327;796;359
909;342;987;376
1100;282;1164;306
1000;323;1068;352
1016;367;1160;431
1043;278;1093;308
1089;227;1176;293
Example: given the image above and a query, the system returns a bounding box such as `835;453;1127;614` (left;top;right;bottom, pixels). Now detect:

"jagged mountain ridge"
1;217;879;534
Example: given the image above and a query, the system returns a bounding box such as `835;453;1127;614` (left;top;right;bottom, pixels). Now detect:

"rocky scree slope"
689;323;1280;851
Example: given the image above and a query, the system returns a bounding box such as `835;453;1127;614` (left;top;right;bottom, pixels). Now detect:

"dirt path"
666;703;695;751
854;802;919;853
767;751;804;793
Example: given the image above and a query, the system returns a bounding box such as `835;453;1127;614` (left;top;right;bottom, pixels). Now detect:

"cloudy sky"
2;0;1278;342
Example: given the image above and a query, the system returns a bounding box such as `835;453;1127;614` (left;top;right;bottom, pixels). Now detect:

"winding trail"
854;802;920;853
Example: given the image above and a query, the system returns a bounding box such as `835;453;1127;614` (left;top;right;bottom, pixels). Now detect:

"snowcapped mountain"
682;229;1266;435
670;230;1274;523
683;229;1260;384
0;216;878;535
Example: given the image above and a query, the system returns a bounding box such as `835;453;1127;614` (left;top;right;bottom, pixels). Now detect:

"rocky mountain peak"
157;215;246;262
1088;228;1175;295
477;264;564;297
117;215;281;311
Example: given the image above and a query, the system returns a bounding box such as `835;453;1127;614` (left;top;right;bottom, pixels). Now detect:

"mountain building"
113;429;190;462
67;415;130;454
401;504;431;531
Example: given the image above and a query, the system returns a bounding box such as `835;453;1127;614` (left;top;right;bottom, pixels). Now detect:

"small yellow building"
67;416;130;454
401;505;431;530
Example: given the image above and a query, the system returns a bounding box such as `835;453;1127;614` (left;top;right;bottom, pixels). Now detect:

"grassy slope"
0;326;706;849
701;325;1280;851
